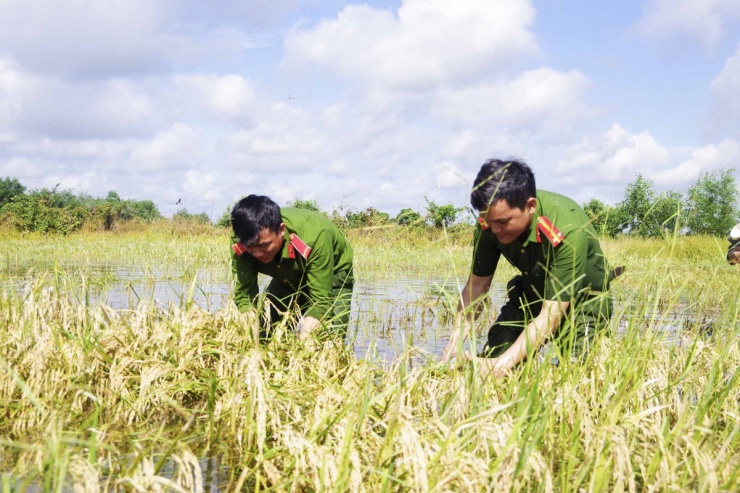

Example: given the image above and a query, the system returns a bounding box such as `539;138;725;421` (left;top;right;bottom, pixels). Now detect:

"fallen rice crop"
0;230;739;491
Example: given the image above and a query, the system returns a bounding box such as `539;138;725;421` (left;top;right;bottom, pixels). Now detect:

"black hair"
230;195;282;246
470;159;536;211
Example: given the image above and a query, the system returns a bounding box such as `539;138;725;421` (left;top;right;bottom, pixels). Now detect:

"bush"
2;192;87;234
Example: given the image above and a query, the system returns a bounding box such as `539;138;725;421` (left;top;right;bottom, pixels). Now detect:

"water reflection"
3;265;714;362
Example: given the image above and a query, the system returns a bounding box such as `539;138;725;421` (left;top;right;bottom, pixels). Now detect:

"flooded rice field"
3;260;714;364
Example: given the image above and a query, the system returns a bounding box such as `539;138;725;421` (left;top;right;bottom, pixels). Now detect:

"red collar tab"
289;233;311;259
232;242;247;256
478;217;490;230
536;216;564;247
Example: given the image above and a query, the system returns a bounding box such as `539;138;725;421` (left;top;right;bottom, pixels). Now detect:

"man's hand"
297;316;321;341
440;274;493;363
465;351;511;379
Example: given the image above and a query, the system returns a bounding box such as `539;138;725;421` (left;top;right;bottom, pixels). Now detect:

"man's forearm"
495;317;551;370
441;310;471;362
486;300;568;374
440;274;493;362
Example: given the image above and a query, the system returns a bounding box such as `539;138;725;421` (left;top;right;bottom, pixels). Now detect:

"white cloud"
556;124;671;185
0;58;35;137
227;102;324;168
435;161;468;190
176;0;318;27
0;156;43;179
12;76;152;139
710;44;740;133
129;123;204;172
636;0;740;50
285;0;538;89
0;1;255;80
652;138;740;185
182;170;219;202
174;74;256;122
432;67;591;133
53;172;104;194
0;1;169;78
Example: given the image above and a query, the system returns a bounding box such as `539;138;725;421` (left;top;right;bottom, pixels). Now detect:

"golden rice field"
1;226;739;492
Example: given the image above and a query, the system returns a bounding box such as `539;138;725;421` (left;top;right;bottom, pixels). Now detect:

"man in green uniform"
440;159;614;378
230;195;354;341
727;223;740;264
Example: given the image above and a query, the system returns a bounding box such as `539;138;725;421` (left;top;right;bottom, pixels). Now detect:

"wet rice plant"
1;229;739;491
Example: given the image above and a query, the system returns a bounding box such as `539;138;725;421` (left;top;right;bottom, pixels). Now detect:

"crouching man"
230;195;354;342
440;159;616;378
727;223;740;264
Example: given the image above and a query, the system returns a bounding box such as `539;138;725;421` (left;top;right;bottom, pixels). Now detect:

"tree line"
0;178;161;234
1;169;738;236
582;169;738;237
283;170;739;237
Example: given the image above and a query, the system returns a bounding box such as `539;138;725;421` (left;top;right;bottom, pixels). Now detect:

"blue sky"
0;0;739;220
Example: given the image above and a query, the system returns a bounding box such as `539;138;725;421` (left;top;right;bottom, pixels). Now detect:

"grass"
1;227;739;491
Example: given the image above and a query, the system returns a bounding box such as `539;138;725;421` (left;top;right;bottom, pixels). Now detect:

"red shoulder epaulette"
478;217;489;230
287;233;311;259
536;216;565;247
232;242;247;256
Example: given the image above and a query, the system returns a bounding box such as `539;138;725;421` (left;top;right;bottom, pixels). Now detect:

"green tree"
2;191;86;234
0;177;25;208
582;198;622;237
648;191;684;236
105;190;121;202
127;200;160;221
287;198;322;212
173;208;211;224
216;205;232;228
395;208;423;226
684;169;739;235
424;197;463;228
344;207;389;228
617;174;656;237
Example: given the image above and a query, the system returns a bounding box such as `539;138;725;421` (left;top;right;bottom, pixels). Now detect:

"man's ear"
278;223;287;236
526;197;537;214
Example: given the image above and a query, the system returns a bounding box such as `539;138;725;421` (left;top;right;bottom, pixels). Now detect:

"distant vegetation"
582;170;738;238
0;178;160;234
2;168;738;236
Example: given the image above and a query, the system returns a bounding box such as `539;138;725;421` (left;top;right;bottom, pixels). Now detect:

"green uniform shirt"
232;208;354;320
472;190;611;307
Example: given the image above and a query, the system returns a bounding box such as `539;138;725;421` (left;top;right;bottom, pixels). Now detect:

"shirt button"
520;249;525;254
524;271;528;276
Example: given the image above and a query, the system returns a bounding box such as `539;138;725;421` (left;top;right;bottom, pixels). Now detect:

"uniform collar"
278;231;292;261
521;200;542;246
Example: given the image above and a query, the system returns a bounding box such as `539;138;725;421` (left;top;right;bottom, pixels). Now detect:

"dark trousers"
260;279;353;341
481;276;612;359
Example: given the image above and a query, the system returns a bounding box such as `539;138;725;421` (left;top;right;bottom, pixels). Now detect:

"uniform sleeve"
544;228;588;302
231;247;259;313
471;223;501;277
302;230;335;320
